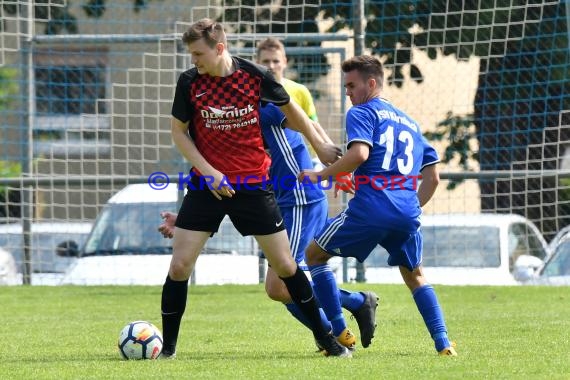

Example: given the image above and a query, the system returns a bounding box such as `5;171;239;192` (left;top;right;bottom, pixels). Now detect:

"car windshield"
83;202;257;256
366;225;501;268
542;240;570;277
83;202;176;256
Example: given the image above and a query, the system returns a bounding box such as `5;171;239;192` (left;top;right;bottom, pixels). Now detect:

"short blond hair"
256;37;286;59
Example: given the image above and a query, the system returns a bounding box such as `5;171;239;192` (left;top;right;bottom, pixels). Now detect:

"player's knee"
267;257;297;278
264;281;275;299
169;257;193;280
265;282;290;302
305;242;327;266
305;254;316;266
400;265;426;291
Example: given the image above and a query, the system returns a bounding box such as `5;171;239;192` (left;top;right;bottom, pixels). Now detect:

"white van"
61;183;260;285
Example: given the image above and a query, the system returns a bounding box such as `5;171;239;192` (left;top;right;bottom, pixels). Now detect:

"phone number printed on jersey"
208;117;258;131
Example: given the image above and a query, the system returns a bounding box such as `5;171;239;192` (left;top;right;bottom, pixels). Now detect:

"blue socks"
413;284;450;351
286;288;365;333
285;303;332;332
339;288;365;312
282;269;366;337
309;263;346;336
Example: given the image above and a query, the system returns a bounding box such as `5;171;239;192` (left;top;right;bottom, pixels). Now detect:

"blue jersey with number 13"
346;97;439;232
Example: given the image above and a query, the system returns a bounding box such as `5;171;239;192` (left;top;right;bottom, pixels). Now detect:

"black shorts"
175;175;285;236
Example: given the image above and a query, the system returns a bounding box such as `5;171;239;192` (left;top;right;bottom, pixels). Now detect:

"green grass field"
0;284;568;380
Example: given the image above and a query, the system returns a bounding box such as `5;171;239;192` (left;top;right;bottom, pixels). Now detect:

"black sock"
161;275;188;354
280;266;328;339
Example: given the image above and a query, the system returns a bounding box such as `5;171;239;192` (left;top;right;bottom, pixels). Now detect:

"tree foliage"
424;112;478;190
318;1;568;235
0;161;22;219
219;0;329;84
0;67;18;109
1;0;162;34
0;67;21;219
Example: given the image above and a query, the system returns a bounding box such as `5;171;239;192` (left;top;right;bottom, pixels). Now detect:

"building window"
35;64;106;115
33;47;110;157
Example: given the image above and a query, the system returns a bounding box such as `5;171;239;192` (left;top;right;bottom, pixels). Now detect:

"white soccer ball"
118;320;163;360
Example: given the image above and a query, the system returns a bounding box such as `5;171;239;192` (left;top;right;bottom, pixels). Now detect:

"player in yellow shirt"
256;38;319;122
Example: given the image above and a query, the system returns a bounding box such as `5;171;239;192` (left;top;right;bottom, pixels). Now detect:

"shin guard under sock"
161;275;189;353
413;284;450;351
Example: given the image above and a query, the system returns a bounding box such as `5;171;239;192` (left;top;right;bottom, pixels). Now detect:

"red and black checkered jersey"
171;56;290;183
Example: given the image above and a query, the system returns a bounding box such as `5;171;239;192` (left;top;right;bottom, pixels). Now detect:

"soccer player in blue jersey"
259;103;378;350
159;102;379;351
299;55;457;356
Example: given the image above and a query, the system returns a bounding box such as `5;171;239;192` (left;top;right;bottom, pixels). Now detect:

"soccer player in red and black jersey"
160;18;350;358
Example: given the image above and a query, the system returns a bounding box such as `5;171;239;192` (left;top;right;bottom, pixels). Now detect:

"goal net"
0;0;568;285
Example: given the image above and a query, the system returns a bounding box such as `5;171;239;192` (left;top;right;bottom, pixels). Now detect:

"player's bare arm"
285;118;335;145
278;101;341;165
417;164;440;207
311;120;335;145
171;117;235;200
298;142;369;184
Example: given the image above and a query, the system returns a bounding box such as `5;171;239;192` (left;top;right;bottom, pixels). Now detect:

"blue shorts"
281;199;328;268
314;209;423;271
261;199;327;269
